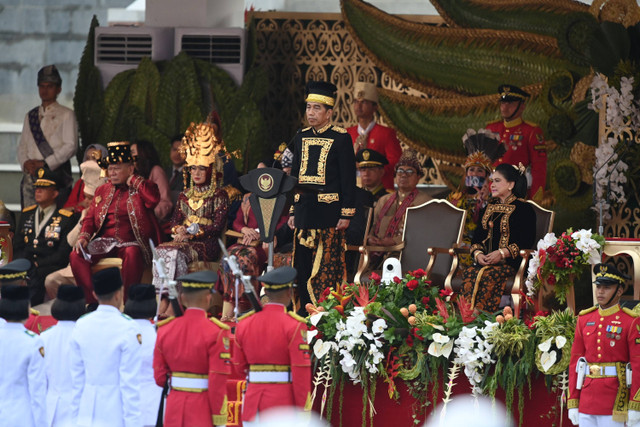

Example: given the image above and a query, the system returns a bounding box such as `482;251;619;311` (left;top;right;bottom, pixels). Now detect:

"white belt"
171;375;208;391
248;371;292;383
584;365;618;376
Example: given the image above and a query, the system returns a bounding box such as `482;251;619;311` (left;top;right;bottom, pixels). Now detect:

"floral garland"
307;271;580;426
525;228;605;302
588;74;638;218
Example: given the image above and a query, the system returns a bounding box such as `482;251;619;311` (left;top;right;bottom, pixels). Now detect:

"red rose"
370;272;381;283
406;279;419;291
406;334;414;347
393;276;402;284
422;296;430;306
411;269;426;278
439;289;453;298
546;273;556;285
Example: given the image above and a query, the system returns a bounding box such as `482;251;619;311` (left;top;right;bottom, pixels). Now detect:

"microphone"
272;128;301;168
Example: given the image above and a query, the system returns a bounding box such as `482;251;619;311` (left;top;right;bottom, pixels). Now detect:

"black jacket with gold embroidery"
470;195;536;269
290;123;357;229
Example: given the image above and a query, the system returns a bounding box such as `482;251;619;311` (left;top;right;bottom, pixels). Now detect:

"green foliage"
552;160;582;196
343;0;588;96
430;0;591;39
73;16;268;171
73;15;104;159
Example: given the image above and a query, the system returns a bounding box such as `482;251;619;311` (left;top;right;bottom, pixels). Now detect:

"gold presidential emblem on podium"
258;173;274;192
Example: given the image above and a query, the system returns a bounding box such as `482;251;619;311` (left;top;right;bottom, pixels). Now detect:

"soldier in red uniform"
486;84;547;198
348;82;402;191
69;141;163;304
153;270;230;427
233;266;311;425
568;263;640;427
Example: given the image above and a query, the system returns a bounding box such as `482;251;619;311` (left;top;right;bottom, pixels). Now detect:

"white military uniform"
0;322;47;427
134;318;163;427
69;305;142;427
41;320;76;426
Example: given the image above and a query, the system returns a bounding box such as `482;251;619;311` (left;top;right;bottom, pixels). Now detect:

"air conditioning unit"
94;26;175;88
174;28;246;85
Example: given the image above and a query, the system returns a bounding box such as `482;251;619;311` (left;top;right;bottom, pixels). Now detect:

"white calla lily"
309;311;328;326
313;339;334;358
540;350;557;372
555;336;567;349
306;329;318;344
538;337;552;352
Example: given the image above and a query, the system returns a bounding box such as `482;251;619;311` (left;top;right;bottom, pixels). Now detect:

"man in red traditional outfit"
233;266;311;425
568;263;640;427
486;84;547;198
70;141;162;304
348;81;402;191
153;270;230;427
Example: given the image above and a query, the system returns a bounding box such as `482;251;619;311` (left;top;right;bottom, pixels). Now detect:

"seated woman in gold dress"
460;163;536;313
153;120;230;312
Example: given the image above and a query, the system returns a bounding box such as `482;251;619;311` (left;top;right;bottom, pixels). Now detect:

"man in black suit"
14;168;79;305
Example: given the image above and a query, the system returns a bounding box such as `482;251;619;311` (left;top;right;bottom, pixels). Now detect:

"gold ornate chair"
354;199;467;284
591;239;640;304
445;200;555;318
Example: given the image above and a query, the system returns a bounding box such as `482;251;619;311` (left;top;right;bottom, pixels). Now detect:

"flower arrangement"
589;73;638;217
525;228;605;303
307;269;578;427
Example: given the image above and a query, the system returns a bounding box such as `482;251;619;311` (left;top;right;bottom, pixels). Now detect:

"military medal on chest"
606;325;622;346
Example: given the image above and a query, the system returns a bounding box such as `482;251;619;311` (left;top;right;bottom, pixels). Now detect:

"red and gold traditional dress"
69;172;162;303
152;119;233;293
154;308;231;426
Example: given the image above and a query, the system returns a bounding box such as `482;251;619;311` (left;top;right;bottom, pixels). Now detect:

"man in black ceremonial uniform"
287;81;357;315
14;168;79;305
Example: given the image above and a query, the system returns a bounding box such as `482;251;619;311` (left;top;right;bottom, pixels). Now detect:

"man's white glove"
628;409;640;426
568;408;579;425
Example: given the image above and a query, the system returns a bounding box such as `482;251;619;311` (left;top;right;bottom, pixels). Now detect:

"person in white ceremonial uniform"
41;285;86;426
0;284;47;426
69;267;142;427
18;64;78;208
124;283;163;427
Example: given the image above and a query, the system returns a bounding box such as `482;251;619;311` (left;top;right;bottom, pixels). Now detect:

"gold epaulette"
237;310;255;322
302;126;312;132
58;208;74;217
332;125;347;133
156;316;175;327
23;204;37;213
579;306;598;316
223;185;243;202
524;120;540;127
623;307;639;318
288;311;307;323
30;307;40;316
210;317;231;330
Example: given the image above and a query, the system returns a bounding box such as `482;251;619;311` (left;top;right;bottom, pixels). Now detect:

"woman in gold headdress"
153;120;230;309
447;128;506;267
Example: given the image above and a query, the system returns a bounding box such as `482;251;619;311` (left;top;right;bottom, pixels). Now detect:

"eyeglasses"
396;168;416;176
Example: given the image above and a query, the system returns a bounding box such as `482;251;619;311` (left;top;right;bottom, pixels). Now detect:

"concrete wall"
0;0;131;209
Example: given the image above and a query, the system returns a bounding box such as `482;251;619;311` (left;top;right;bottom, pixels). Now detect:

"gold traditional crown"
181;120;226;168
